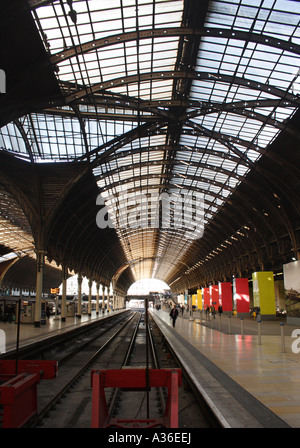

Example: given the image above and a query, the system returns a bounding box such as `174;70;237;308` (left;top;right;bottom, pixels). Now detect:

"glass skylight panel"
112;79;175;101
33;0;183;93
0;123;27;157
188;0;300;197
7;114;88;160
215;172;228;184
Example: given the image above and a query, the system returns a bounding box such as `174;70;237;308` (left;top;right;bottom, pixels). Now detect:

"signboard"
51;288;60;294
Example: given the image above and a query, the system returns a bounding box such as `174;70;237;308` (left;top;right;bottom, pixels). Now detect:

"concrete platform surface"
150;308;300;428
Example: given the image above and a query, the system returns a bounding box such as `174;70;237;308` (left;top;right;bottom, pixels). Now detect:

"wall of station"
177;260;300;322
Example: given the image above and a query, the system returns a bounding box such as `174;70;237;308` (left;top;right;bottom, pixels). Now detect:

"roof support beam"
49;27;300;66
64;71;300;106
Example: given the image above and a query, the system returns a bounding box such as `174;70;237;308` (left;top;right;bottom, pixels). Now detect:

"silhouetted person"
169;305;178;328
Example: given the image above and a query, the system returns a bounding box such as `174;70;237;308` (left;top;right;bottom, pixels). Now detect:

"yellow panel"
197;289;202;310
252;272;276;315
192;294;196;307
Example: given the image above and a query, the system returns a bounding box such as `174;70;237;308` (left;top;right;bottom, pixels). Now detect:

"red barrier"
0;360;57;379
91;368;181;428
0;360;57;428
0;372;40;428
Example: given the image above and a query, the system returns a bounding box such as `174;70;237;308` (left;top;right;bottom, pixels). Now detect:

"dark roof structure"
0;0;299;295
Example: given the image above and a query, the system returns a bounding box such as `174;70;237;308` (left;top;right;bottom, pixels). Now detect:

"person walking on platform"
210;305;216;319
218;305;223;317
169;305;178;328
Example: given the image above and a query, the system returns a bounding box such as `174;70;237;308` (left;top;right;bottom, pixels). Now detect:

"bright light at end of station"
127;278;170;296
127;278;171;309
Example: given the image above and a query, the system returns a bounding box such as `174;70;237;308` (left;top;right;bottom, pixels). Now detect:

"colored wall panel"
202;287;210;308
233;278;250;313
197;289;202;310
209;285;219;307
218;282;232;312
252;271;276;315
192;294;197;307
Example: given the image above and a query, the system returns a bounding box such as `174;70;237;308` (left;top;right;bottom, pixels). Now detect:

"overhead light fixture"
68;8;77;24
66;0;77;24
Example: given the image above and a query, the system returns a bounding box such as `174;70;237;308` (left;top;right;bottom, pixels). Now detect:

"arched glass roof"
0;0;300;292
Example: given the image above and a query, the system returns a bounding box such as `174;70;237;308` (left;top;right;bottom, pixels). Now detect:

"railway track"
16;308;211;429
0;310;133;362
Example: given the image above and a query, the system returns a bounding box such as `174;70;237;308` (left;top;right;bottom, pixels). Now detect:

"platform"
150;308;300;428
2;307;300;428
0;309;125;354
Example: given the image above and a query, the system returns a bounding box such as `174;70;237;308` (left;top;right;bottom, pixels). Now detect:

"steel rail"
147;316;165;412
107;312;143;419
107;310;166;422
27;311;137;427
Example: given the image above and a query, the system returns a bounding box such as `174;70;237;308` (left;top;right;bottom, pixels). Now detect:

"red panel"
218;282;232;311
203;287;210;307
209;285;219;307
234;278;250;313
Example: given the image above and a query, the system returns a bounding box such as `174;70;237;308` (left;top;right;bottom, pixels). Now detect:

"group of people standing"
205;304;223;318
168;302;224;328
